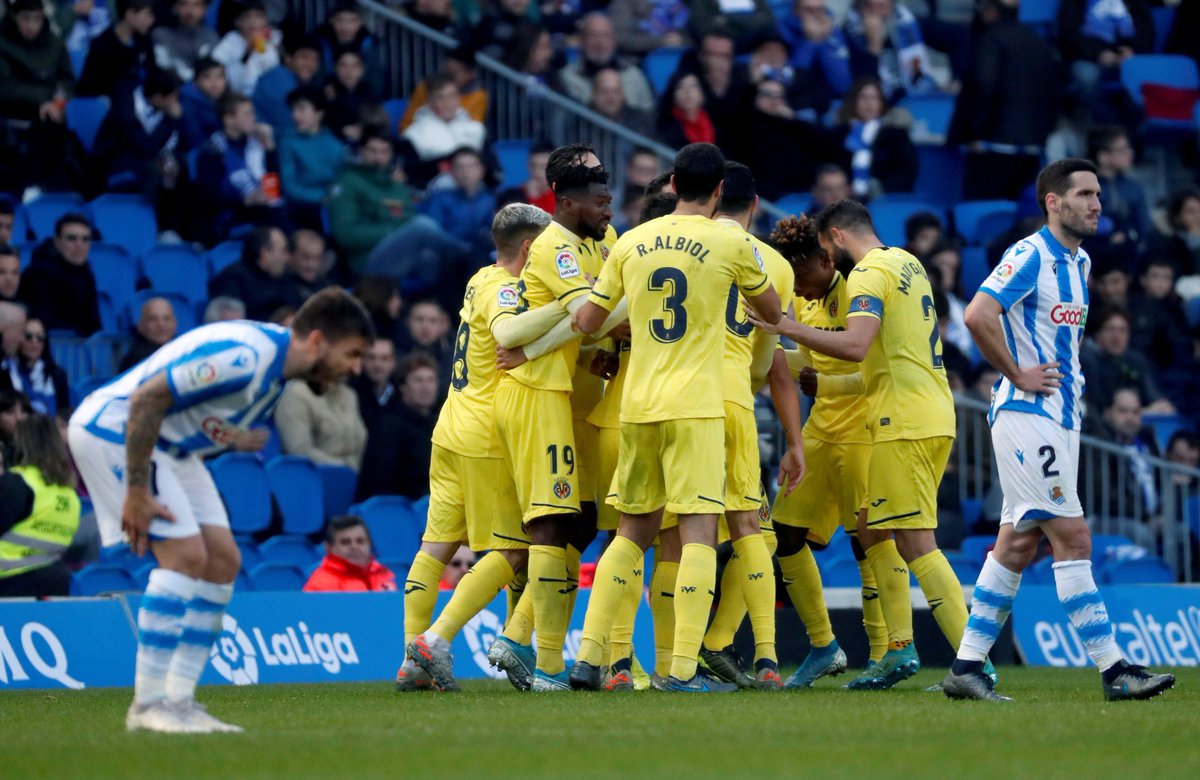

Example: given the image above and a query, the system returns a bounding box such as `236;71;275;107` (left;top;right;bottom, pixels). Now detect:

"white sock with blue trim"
1052;559;1124;672
165;579;234;702
957;553;1021;662
136;568;197;705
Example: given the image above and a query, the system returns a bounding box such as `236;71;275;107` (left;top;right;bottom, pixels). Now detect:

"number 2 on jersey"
450;322;470;390
920;295;944;369
648;267;688;342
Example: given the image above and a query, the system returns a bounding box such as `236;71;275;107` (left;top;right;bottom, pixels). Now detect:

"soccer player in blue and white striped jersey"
943;158;1174;702
68;288;374;732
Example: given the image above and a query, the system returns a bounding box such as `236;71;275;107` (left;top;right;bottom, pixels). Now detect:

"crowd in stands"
1;0;1200;585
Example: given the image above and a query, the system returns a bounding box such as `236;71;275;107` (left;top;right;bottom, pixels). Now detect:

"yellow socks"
429;552;514;642
669;543;717;681
702;549;745;652
779;545;835;649
865;539;913;649
528;545;571;674
507;569;527;623
733;535;777;663
565;543;583;620
608;548;645;666
911;549;970;652
576;535;643;667
403;551;445;643
857;558;888;662
502;581;534;645
649;559;679;677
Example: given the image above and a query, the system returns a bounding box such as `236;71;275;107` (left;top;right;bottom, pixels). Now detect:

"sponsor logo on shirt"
1050;302;1087;327
556;250;581;279
201;416;241;446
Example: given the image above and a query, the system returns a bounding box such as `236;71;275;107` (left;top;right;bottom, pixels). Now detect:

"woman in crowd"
4;319;70;416
832;76;918;199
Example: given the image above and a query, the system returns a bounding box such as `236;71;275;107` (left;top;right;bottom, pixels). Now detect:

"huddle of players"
393;139;983;695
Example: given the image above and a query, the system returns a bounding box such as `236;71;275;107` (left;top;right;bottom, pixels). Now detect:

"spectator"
472;0;540;62
323;49;377;145
0;302;28;390
1082;307;1175;415
355;351;438;499
78;0;156;98
207;226;295;320
949;0;1059;201
0;245;22;305
809;162;851;212
279;85;344;231
1097;386;1161;530
932;289;970;391
0;0;76;194
608;0;690;57
843;0;940;101
397;299;452;389
736;29;834;119
276;374;367;469
1089;125;1153;255
832;75;917;199
656;71;716;148
406;0;455;34
0;390;30;463
202;294;246;322
591;67;653;138
625;147;661;190
1156;187;1200;282
1166;431;1200;488
926;240;972;357
1059;0;1153;125
688;0;774;44
317;1;382;95
285;229;333;303
398;44;487;132
0;202;13;246
421;147;496;258
400;71;486;173
558;12;655;113
211;0;281;96
439;546;475;589
0;414;81;598
354;275;405;346
179;56;227;151
1128;259;1191;373
778;0;852;100
152;0;218;81
251;31;322;137
58;0;112;72
3;318;68;415
303;515;397;592
352;336;402;425
736;78;837;200
501;22;556;87
1091;261;1130;310
118;296;177;371
497;141;555;214
19;213;101;336
904;211;943;259
677;29;745;143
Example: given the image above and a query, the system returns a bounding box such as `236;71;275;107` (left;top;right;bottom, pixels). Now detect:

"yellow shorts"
595;425;620;531
773;439;871;545
864;436;953;530
572;418;600;504
724;402;760;512
494;378;580;523
426;445;528;550
609;418;724;516
717;483;775;544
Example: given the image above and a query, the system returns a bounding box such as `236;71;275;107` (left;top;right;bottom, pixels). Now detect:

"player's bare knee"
725;511;759;540
1045;518;1091;561
499;548;528;572
894;530;937;563
420;540;463;564
156;536;208;578
774;525;808;558
528;515;570;547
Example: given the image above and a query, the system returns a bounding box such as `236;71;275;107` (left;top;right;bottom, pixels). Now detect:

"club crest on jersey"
752;244;765;271
992;262;1015;281
1049;485;1066;505
497;285;520;308
553;479;572;500
599;244;610;261
555;250;581;279
855;297;873;311
829;299;838;318
757;501;770;524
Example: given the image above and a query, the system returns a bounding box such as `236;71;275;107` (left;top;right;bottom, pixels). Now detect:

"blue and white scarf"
1082;0;1135;45
844;3;933;99
6;358;57;416
844;118;881;197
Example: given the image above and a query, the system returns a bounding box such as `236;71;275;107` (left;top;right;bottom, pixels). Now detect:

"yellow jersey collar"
551;220;582;244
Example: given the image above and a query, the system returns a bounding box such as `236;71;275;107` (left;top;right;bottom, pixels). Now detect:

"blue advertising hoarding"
0;598;137;689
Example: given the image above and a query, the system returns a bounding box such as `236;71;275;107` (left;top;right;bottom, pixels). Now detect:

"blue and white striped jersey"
74;321;292;457
978;226;1090;431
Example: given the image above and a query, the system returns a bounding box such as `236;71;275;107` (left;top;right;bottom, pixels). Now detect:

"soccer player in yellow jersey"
568;143;783;693
748;199;969;689
397;204;553;692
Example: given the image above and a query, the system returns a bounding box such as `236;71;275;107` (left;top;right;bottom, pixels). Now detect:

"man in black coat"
77;0;158;99
207;226;295;321
18;213;101;336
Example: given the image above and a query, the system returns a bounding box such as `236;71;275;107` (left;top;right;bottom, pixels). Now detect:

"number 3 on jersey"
648;267;688;343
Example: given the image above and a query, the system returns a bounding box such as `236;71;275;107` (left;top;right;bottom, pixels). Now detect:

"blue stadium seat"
410;494;430;534
869;197;943;246
1152;6;1175;53
318;464;358;520
259;535;323;567
140;244;209;304
69;45;88;80
235;567;255;592
89;243;138;315
85;331;130;378
960;497;984;529
773;193;813;217
1121;55;1199;133
66;97;110;154
378;558;409;578
99;543;156;571
91;194;158;259
73;564;140;595
912;146;965;207
236;537;264;571
819;557;863;588
123;290;197;333
953;200;1018;246
260;423;282;461
493;139;532;191
643;47;686;96
208;453;272;535
49;333;90;383
96;290;121;333
1142;413;1193;452
1101;556;1175;584
352;496;422;563
1019;0;1059;32
1187;496;1200;539
960;247;990;296
133;563;155;590
72;374;110;404
898;93;956;144
944;551;982;584
249;562;308;591
207;240;243;277
24;193;89;241
266;456;325;536
382;97;409;136
959;534;996;565
1090;534;1139;563
1021;556;1056;584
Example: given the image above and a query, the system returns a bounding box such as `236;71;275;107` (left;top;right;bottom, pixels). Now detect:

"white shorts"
991;410;1083;533
68;425;230;548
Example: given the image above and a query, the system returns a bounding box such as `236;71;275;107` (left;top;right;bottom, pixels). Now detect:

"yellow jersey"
720;223;795;411
795;271;871;445
585;338;629;430
571;224;618;420
431;265;522;458
589;214;770;423
845;246;955;442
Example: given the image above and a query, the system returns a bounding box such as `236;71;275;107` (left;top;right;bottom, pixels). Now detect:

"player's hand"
1013;361;1062;396
122;486;176;557
798;366;819;397
496;345;527;370
777;448;806;495
607;320;631;342
743;303;790;337
233;428;270;452
590;349;619;380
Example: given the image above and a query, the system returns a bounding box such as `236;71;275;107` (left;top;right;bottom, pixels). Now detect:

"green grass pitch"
4;667;1198;779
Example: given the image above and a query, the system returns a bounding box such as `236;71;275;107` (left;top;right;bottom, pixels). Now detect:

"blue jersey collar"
1038;225;1082;263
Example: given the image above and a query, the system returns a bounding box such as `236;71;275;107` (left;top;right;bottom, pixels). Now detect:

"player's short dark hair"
54;212;92;236
447;43;477;67
397;350;438;383
716;161;756;216
904;211;942;243
770;214;825;267
672;143;725;203
646;171;673;197
325;514;370;545
1036;158;1097;218
815;163;846;181
492;203;551;254
1087;124;1128;160
547;142;596;173
813;199;874;238
144;68;182;98
639;192;677;224
117;0;153;18
293;287;376;344
218;90;251;117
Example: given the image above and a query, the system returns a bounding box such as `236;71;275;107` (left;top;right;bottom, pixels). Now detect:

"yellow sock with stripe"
428;552;515;642
565;543;583;620
506;569;528;623
528;545;571;674
865;540;913;648
576;535;642;667
701;546;745;652
857;559;888;662
733;535;777;663
502;577;534;645
669;543;717;681
910;549;970;652
607;547;645;666
650;559;679;677
403;551;445;644
779;545;835;648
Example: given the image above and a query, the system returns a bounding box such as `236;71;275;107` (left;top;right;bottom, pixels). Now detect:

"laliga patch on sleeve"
170;346;257;396
497;284;520;308
555;250;581;279
752;244;765;271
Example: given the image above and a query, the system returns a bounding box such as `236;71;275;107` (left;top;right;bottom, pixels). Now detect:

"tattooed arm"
123;373;177;555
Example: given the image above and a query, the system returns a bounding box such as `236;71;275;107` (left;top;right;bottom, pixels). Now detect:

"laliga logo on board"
210;614;259;684
462;609;507;679
209;613;361;685
1050;303;1087;326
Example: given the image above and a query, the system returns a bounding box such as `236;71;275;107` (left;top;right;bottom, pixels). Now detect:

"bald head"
138;297;178;346
0;301;26;358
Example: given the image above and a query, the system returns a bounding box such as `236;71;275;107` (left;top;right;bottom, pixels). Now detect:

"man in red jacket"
304;515;397;591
